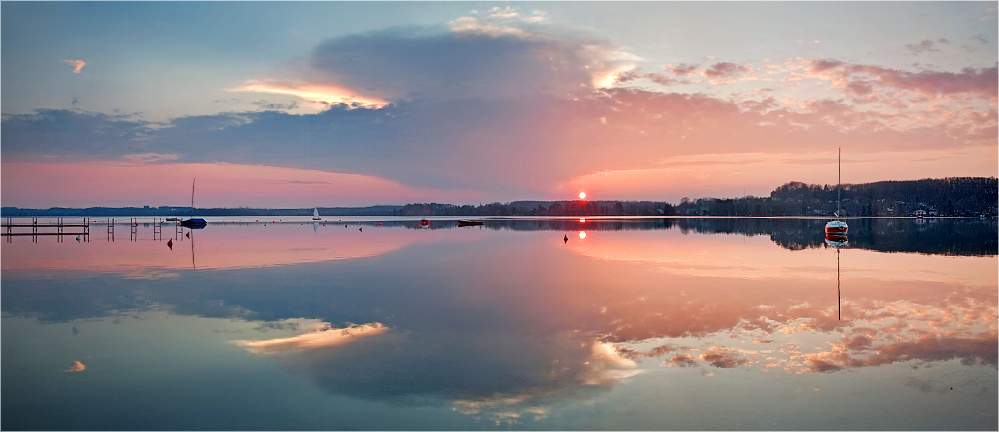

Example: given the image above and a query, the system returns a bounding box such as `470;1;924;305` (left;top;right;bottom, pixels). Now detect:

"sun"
578;192;586;200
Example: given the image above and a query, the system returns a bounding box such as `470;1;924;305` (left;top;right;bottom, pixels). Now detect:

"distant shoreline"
4;177;996;218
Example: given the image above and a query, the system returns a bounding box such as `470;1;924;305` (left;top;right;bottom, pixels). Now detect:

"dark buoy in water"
76;236;81;242
167;239;173;250
359;227;363;232
186;232;190;238
345;225;348;228
564;234;569;244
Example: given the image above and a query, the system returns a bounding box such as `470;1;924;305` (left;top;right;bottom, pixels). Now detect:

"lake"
2;217;996;430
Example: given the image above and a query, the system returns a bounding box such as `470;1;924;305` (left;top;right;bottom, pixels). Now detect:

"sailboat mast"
837;148;841;218
837;247;841;320
191;178;196;218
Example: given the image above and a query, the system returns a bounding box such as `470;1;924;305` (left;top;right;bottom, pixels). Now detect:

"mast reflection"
825;233;846;320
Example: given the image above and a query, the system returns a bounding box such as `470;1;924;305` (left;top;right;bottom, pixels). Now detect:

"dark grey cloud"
0;109;153;158
251;100;299;111
300;26;621;102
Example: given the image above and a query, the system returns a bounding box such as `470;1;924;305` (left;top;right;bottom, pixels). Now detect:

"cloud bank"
3;16;997;206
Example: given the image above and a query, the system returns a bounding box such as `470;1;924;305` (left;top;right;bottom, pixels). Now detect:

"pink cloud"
702;62;750;78
806;59;998;99
229;79;387;110
61;59;86;73
664;63;699;76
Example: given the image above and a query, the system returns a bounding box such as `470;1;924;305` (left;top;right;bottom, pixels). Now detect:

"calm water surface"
2;217;996;430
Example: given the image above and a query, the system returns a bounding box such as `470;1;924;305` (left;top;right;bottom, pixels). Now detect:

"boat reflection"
824;233;848;247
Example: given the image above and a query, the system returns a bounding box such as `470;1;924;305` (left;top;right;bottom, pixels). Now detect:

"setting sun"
579;192;586;200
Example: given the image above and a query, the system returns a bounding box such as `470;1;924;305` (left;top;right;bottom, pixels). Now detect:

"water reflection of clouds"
4;222;995;426
232;324;642;419
623;292;997;375
232;322;387;355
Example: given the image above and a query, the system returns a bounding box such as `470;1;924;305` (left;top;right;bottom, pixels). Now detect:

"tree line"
397;177;997;217
4;177;995;218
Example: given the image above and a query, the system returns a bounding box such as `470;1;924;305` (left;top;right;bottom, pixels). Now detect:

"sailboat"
825;148;848;236
313;208;322;221
181;178;207;228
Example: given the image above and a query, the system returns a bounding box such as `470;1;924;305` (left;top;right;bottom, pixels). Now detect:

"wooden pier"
3;217;91;242
2;217;194;243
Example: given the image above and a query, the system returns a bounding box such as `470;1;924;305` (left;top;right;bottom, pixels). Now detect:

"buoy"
167;239;173;249
359;227;363;232
185;232;190;238
76;236;81;242
345;225;347;228
378;222;382;226
563;234;568;244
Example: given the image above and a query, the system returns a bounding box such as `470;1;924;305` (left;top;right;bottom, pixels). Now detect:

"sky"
2;1;996;208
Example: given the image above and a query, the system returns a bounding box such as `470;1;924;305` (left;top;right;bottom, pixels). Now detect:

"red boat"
825;220;848;234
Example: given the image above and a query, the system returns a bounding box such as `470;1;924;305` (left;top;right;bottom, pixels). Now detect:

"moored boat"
825;220;848;234
181;178;207;229
825;148;848;235
180;218;207;228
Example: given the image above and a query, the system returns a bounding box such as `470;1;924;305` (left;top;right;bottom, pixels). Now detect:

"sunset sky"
2;2;996;208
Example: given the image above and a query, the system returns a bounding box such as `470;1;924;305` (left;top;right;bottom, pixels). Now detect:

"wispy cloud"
61;59;86;73
63;360;86;372
805;58;998;99
904;39;949;55
701;62;755;84
121;153;181;164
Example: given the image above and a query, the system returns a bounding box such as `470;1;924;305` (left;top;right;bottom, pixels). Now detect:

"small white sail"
313;208;321;220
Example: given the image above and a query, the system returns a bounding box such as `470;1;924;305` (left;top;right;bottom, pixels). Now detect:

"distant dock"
3;217;194;242
3;217;91;242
